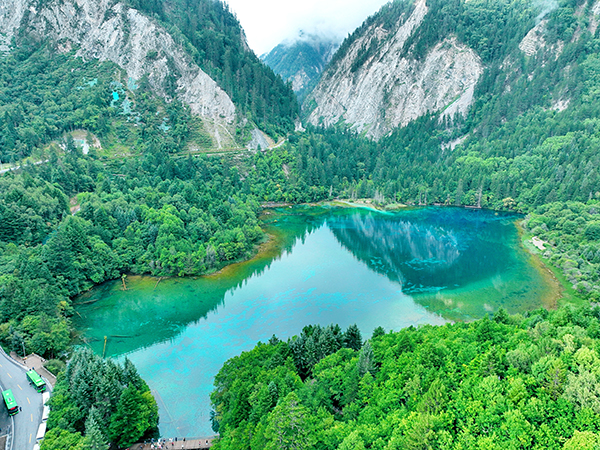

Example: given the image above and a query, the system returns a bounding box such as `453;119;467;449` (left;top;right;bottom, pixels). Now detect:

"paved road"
0;350;43;450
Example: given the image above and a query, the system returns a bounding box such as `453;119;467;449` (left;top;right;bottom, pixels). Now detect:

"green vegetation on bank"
211;306;600;449
42;348;158;450
525;202;600;301
0;144;267;359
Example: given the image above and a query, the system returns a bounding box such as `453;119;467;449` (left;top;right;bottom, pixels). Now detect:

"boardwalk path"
130;436;215;450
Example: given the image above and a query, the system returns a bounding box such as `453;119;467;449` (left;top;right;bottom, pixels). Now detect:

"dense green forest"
211;306;600;449
41;348;158;450
1;0;600;447
0;143;269;358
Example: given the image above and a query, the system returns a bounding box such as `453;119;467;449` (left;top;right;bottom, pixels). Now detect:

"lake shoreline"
518;222;585;309
74;205;559;436
80;202;566;314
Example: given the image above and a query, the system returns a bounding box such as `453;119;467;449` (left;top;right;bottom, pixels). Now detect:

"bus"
26;369;46;393
2;389;18;416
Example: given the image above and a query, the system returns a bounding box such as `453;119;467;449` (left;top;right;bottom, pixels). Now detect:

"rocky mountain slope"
0;0;235;122
0;0;299;149
304;0;483;140
302;0;531;140
262;33;339;102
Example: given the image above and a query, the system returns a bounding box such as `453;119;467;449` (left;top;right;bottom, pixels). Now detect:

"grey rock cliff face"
0;0;236;122
304;0;483;140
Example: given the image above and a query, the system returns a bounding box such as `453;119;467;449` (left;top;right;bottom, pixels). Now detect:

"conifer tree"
85;409;109;450
357;340;375;377
264;392;314;450
109;385;150;448
344;324;363;351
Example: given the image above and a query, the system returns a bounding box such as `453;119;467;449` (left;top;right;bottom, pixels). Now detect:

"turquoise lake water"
73;206;557;437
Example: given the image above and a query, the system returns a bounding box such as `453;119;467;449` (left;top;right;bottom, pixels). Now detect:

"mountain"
127;0;299;136
0;0;235;120
302;0;536;139
262;33;339;102
0;0;298;153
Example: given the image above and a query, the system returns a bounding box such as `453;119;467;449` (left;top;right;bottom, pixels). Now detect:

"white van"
42;405;50;421
36;422;46;442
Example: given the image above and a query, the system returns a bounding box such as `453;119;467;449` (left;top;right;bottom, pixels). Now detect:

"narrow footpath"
130;436;215;450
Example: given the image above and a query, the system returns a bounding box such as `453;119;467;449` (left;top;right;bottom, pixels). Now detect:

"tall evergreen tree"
344;324;363;351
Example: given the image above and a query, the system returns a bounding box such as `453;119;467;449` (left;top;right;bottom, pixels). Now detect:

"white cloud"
224;0;391;55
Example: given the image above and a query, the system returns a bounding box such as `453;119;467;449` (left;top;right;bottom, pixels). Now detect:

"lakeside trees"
42;348;158;450
0;145;267;359
211;306;600;449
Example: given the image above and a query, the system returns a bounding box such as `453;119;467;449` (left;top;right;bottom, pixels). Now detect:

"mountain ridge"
303;0;485;139
262;33;339;102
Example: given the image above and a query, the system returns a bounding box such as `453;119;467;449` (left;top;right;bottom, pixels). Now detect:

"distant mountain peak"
262;33;340;102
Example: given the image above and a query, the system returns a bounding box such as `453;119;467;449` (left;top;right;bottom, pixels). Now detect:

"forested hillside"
0;141;274;358
0;43;212;164
211;307;600;449
126;0;299;136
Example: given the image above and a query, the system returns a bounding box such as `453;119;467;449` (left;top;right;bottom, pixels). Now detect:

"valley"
0;0;599;448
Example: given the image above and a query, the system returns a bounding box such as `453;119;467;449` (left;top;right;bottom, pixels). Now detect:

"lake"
73;205;557;437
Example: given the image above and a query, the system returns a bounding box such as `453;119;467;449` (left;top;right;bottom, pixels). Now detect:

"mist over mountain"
225;0;390;54
262;31;340;102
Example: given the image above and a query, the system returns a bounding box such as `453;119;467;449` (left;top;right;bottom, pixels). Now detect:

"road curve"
0;350;43;450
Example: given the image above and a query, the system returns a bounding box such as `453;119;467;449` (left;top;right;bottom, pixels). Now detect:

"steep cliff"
0;0;236;124
304;0;484;140
128;0;299;136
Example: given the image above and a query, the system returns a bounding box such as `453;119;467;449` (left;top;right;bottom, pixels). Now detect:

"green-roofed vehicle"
26;369;46;393
2;389;18;416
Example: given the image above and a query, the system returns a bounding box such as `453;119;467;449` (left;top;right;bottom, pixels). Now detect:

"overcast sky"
224;0;391;55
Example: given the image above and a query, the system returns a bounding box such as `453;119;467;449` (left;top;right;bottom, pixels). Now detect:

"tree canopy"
211;306;600;449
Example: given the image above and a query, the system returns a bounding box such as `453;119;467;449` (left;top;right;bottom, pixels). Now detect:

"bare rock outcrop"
304;0;483;140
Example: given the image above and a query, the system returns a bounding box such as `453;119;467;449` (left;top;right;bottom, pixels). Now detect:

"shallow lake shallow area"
73;205;557;436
